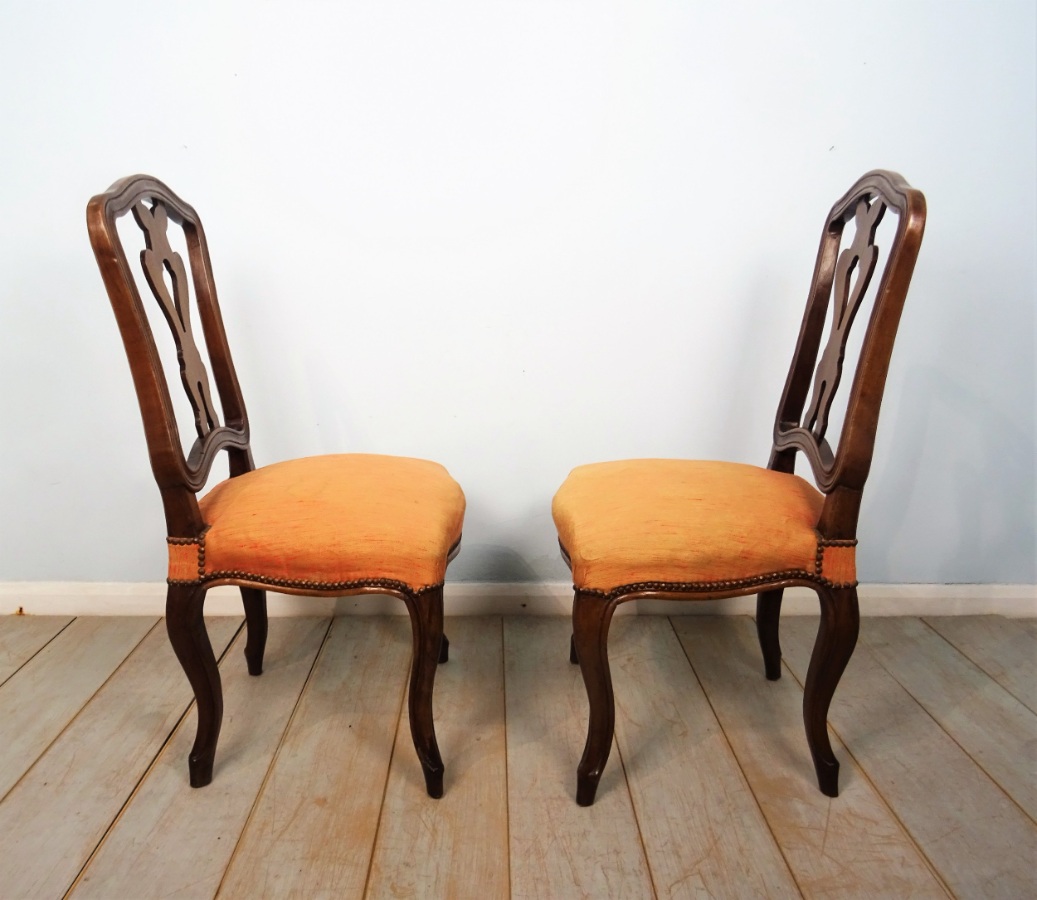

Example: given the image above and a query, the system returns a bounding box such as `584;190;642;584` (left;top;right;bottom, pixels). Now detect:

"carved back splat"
132;199;220;439
803;197;886;440
87;175;253;537
770;170;925;535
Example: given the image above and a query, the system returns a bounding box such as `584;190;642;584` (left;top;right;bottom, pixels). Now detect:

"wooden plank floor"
0;613;1034;899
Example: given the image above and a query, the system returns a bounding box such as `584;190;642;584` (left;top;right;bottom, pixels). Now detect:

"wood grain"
673;615;945;898
0;616;156;800
611;617;799;898
0;615;72;685
70;617;330;899
367;617;509;900
217;616;412;899
504;617;654;899
781;616;1037;898
924;615;1037;714
861;616;1037;821
0;617;241;898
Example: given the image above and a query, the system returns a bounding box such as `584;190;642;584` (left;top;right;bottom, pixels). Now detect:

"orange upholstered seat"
168;454;465;591
553;459;855;595
552;171;926;807
88;175;467;798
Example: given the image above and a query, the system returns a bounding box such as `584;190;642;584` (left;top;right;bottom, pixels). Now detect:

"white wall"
0;1;1033;585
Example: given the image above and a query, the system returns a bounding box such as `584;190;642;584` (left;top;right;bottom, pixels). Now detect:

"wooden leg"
166;583;222;788
569;633;578;664
756;588;784;681
439;634;450;664
240;587;267;676
572;591;618;807
403;587;446;798
804;585;859;797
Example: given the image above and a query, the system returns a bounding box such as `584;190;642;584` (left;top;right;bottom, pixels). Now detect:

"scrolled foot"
815;756;840;798
423;763;445;799
188;750;215;788
576;771;601;807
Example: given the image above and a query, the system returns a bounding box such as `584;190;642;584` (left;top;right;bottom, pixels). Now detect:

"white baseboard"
0;582;1034;617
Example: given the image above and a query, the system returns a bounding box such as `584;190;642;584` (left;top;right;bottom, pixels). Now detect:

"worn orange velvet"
552;459;847;593
169;454;465;590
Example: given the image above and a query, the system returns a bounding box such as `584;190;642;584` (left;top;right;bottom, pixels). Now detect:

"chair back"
770;170;926;537
87;175;253;537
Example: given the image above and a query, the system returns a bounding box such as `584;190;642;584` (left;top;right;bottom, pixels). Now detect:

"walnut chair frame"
87;176;458;797
559;170;926;806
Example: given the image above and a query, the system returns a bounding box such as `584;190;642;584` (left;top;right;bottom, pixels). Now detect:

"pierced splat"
132;200;220;438
804;197;887;439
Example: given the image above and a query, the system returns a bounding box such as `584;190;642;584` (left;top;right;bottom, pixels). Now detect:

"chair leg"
572;590;618;807
569;633;578;664
804;585;859;797
439;634;450;664
166;583;222;788
240;587;268;676
756;588;784;681
403;586;446;798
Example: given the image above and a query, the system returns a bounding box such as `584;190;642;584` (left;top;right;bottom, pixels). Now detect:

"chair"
552;170;926;806
87;175;465;798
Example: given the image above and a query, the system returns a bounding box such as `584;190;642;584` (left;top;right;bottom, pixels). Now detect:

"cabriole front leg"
804;585;859;797
166;583;222;787
404;586;446;798
572;591;618;807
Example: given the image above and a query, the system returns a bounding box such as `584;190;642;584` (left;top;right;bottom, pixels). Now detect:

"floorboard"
0;616;155;801
924;615;1037;714
0;618;241;899
612;617;800;898
1;612;1032;899
674;616;946;899
218;617;411;899
504;617;654;899
862;616;1037;821
367;617;510;900
781;616;1037;899
70;618;329;899
0;615;73;685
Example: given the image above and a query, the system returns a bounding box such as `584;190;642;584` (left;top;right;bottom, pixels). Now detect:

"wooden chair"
87;175;465;798
552;170;926;806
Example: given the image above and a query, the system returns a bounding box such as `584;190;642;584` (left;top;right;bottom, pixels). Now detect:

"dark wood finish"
87;175;456;797
755;588;784;681
165;583;221;787
240;587;267;677
562;171;926;805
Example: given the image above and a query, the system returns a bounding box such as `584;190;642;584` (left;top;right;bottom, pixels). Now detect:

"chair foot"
569;633;578;664
576;771;601;807
815;756;840;798
240;587;268;676
756;588;784;681
439;634;449;664
188;750;216;788
804;585;859;798
423;765;445;799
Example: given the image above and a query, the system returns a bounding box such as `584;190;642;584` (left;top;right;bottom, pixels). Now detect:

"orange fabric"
167;540;202;582
552;459;833;593
183;454;465;590
819;544;856;585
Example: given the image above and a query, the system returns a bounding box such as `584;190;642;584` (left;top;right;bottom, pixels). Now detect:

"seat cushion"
552;459;854;595
168;454;465;591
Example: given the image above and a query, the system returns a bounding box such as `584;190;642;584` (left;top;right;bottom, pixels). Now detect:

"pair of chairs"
87;171;925;805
